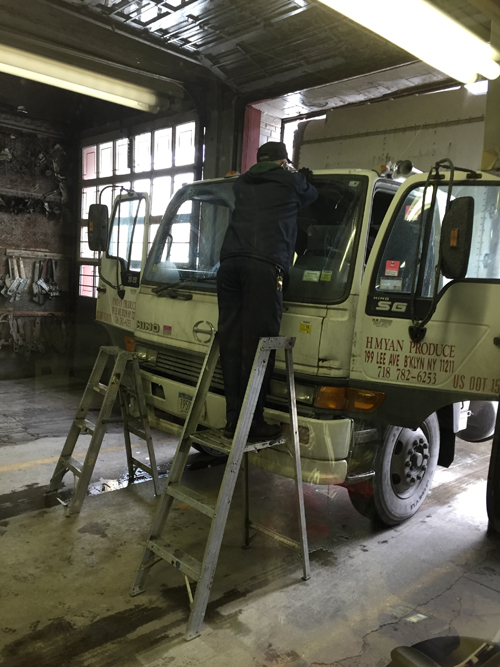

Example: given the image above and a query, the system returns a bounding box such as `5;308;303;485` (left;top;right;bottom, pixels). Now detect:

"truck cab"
91;164;500;526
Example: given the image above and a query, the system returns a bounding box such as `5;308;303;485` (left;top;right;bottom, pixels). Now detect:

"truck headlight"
135;345;158;365
269;380;315;405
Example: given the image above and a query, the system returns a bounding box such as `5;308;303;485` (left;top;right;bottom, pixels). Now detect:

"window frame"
78;114;200;298
366;178;500;320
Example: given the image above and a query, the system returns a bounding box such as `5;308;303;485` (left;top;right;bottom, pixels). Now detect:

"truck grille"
141;346;225;392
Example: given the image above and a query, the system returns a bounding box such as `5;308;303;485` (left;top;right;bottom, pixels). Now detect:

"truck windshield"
142;175;368;304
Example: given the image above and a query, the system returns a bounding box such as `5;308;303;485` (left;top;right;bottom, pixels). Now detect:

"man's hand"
298;167;314;182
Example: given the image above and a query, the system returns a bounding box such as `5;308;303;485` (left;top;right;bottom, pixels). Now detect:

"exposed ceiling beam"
467;0;500;27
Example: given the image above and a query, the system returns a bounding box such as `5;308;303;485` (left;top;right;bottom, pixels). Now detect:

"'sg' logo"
193;320;215;344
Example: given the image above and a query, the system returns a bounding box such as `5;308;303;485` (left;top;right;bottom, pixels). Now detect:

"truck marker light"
124;336;136;352
314;386;385;412
450;229;459;247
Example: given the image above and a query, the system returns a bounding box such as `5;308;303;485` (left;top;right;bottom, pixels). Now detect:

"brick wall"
259;113;281;147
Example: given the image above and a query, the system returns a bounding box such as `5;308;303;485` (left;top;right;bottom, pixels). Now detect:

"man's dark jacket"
219;162;318;271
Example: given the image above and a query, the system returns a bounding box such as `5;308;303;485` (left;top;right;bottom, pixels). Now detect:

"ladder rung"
100;345;123;357
147;538;202;581
76;418;95;435
189;429;286;455
63;456;83;477
93;382;108;396
249;521;302;551
126;423;147;440
167;483;216;518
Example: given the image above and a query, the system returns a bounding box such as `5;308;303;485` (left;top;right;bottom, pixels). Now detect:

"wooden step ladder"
130;333;310;640
46;345;161;515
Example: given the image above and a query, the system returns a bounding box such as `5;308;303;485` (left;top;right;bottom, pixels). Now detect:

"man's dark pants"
217;256;283;426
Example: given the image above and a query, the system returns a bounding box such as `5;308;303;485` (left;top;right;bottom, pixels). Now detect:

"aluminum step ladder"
46;345;161;515
130;333;310;641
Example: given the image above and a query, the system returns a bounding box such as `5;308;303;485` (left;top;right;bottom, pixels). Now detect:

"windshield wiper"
152;276;216;298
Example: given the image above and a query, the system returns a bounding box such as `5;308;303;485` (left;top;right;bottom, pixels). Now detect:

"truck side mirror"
88;204;109;252
440;196;474;280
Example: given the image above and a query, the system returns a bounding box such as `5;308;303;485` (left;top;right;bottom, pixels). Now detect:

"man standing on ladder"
217;141;318;442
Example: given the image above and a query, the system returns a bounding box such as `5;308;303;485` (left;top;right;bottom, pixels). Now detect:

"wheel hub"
390;428;431;498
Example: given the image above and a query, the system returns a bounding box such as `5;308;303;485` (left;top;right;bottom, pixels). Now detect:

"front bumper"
141;371;353;485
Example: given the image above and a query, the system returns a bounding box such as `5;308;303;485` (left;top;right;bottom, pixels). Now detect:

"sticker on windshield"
385;260;400;276
320;271;332;281
349;181;359;187
303;270;321;282
380;277;403;291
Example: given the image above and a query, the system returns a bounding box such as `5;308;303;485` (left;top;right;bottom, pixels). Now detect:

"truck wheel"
372;414;440;526
458;401;497;443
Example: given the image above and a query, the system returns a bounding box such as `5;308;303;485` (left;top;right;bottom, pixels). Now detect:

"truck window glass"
108;197;147;272
366;190;395;260
143;183;234;286
143;176;368;305
374;182;500;297
286;176;367;303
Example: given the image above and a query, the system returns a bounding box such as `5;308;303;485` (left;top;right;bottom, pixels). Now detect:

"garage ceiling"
45;0;495;93
0;0;498;116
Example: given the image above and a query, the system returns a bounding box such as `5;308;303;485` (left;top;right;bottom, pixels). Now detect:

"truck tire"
458;401;497;443
372;414;440;526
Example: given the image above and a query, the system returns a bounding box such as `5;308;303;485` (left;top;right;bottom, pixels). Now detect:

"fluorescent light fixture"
0;43;160;112
317;0;500;84
465;79;489;95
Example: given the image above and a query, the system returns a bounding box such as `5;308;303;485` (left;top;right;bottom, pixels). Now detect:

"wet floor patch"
1;452;227;521
0;584;248;667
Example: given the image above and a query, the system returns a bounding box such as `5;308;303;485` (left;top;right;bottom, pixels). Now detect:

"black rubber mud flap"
487;408;500;534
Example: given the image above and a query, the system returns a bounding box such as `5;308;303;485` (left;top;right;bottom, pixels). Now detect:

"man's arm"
295;170;319;208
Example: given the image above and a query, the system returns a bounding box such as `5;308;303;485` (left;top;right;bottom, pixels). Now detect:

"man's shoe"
248;422;282;443
223;422;236;438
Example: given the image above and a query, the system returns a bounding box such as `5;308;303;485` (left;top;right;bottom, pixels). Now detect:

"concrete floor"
1;374;500;667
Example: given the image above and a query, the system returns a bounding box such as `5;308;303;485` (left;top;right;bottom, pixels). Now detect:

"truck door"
352;172;500;427
95;192;150;346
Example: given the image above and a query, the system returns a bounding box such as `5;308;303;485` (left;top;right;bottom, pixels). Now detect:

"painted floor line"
0;445;129;473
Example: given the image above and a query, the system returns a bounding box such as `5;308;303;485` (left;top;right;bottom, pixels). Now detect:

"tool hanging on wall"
32;261;42;304
48;259;60;298
14;258;28;301
1;258;13;297
37;259;50;298
37;259;60;299
7;259;21;302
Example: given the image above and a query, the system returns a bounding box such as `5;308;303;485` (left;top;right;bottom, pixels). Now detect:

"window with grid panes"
78;120;197;297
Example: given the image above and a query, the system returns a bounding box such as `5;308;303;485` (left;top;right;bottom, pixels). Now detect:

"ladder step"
93;382;108;396
147;538;202;581
249;521;302;551
63;456;83;477
75;418;95;435
126;423;147;440
190;428;286;455
167;483;217;518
